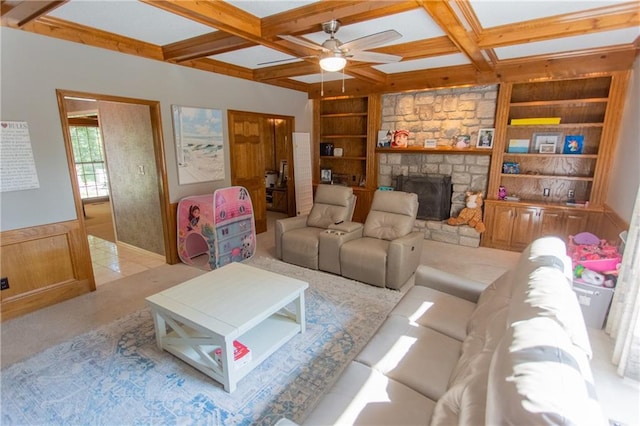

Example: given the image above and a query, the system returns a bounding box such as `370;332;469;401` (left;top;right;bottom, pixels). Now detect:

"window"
70;125;109;199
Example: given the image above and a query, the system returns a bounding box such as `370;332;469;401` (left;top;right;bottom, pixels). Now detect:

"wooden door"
486;203;514;249
228;111;267;234
539;208;565;238
564;211;591;237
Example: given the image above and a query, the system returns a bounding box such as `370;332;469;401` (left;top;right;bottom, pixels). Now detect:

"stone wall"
378;85;498;246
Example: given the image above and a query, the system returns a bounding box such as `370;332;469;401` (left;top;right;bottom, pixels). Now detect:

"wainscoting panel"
0;220;95;321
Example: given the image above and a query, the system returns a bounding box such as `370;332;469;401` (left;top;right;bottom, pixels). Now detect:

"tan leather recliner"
275;184;356;270
339;190;423;290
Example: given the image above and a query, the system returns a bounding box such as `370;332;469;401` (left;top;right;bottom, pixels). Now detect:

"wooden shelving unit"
313;95;380;222
484;72;630;251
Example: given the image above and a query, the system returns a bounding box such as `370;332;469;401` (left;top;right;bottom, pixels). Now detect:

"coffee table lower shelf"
161;314;302;388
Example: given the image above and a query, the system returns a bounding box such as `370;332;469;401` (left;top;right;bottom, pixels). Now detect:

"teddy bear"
447;191;486;233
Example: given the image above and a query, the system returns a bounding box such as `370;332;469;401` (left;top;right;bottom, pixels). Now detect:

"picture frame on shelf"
507;139;530;153
563;135;584;154
377;130;392;148
532;132;563;152
539;143;557;154
424;139;437;149
476;128;495;148
320;168;332;184
332;173;350;186
455;134;471;149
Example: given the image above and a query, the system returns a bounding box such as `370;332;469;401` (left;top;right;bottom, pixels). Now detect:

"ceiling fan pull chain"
321;68;324;97
342;68;345;93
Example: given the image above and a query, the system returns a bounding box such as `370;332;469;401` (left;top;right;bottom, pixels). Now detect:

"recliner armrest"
328;221;363;233
275;215;309;259
414;265;487;303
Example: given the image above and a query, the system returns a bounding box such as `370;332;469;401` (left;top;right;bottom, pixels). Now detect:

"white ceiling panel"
301;9;441;47
226;0;316;18
373;54;471;73
210;45;301;69
495;27;640;59
48;0;214;45
470;0;627;28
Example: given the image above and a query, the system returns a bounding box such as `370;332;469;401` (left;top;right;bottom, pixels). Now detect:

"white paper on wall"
0;121;40;192
293;132;313;216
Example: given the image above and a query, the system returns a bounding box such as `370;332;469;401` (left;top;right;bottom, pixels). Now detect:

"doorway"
228;110;295;234
57;90;172;284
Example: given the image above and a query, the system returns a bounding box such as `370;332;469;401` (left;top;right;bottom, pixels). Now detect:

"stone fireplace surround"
377;85;497;247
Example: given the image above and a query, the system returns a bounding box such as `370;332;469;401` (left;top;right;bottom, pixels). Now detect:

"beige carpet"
84;201;115;242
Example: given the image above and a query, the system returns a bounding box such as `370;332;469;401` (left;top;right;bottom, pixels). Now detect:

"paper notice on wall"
0;121;40;192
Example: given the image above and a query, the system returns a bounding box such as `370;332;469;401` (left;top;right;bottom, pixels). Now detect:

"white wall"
0;28;312;231
607;56;640;223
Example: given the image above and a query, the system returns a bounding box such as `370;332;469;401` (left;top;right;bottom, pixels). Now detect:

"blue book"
563;135;584;154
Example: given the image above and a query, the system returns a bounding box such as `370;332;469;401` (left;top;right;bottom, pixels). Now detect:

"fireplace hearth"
396;175;452;221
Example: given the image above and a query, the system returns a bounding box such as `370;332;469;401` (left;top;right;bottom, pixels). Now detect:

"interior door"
228;110;267;234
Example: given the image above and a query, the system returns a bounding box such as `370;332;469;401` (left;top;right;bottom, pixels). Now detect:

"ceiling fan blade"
340;29;401;52
278;34;328;52
256;56;313;67
347;51;402;64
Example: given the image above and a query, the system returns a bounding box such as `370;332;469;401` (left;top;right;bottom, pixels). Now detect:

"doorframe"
55;89;173;263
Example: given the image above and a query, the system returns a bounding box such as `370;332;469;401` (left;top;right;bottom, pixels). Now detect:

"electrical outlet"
543;188;550;197
1;277;9;291
568;189;575;199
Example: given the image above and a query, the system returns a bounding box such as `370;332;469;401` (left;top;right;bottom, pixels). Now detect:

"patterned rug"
1;257;403;425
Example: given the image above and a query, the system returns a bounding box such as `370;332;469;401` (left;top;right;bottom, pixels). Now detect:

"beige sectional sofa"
302;236;607;425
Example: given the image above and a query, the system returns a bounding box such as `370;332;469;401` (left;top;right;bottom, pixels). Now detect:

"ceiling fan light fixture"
319;55;346;72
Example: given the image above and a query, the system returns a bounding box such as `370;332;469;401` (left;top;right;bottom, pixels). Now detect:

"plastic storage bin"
572;279;615;329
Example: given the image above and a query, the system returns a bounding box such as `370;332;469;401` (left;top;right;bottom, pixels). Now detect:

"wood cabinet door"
539;209;565;238
564;211;591;237
511;207;539;250
487;204;515;249
228;111;267;234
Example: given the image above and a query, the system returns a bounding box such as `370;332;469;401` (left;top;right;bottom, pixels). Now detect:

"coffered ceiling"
2;0;639;98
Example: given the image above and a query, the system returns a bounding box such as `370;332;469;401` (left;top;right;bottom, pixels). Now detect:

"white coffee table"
146;262;308;392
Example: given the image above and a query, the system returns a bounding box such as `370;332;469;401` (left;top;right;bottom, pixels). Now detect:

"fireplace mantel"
376;147;493;155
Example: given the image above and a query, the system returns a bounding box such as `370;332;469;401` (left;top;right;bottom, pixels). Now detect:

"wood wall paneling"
0;220;95;321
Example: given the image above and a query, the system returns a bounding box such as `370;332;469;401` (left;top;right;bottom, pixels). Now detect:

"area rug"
1;257;403;425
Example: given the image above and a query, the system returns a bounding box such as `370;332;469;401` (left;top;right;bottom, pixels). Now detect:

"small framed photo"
377;130;392;148
539;143;557;154
455;134;471;149
320;168;332;183
563;135;584;154
424;139;437;149
532;132;563;152
476;128;494;149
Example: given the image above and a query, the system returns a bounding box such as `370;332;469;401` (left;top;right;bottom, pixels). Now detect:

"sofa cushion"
306;185;353;228
363;191;417;240
509;262;593;358
355;315;462;402
281;227;324;269
486;317;606;425
340;237;389;288
430;350;493;426
390;285;476;341
303;361;436;426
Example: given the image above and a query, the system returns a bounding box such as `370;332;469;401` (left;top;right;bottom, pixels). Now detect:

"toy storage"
177;186;255;270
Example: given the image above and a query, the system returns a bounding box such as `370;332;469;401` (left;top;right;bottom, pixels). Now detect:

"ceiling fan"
272;20;403;72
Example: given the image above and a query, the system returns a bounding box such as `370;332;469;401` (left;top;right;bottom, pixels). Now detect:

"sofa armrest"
275;215;308;259
328;221;363;233
387;231;424;290
414;265;487;303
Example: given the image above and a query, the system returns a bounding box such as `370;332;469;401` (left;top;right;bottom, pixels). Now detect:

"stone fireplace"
377;85;497;247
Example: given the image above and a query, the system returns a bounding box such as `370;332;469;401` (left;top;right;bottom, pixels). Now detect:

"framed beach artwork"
172;105;225;185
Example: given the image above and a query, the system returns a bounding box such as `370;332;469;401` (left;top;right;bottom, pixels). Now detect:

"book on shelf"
510;117;561;125
214;340;252;370
507;139;530;153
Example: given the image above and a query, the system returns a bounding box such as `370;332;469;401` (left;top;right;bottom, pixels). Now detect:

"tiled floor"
88;235;166;286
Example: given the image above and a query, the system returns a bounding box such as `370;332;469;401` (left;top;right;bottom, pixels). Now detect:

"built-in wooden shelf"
501;173;594;181
376;147;493;155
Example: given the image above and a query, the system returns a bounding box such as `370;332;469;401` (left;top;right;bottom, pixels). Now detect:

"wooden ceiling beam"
22;16;164;60
373;36;459;60
261;1;418;39
418;0;493;72
1;0;66;28
479;2;640;48
163;32;255;62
